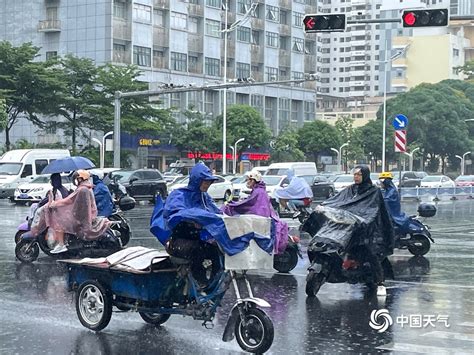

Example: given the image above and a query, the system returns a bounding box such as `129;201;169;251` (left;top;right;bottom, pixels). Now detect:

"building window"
133;3;151;23
206;0;220;8
251;94;264;116
251;30;260;45
265;66;278;81
171;12;187;30
237;26;251;42
266;31;279;47
237;93;249;105
292;38;304;52
205;57;220;76
114;1;127;19
237;0;252;14
188;17;198;33
453;48;460;57
153;49;166;68
280;10;288;25
113;44;126;63
46;51;57;60
153;9;164;26
171;52;187;72
205;19;220;37
189;55;199;73
304;101;315;121
293;12;304;27
305;41;315;54
280;36;289;50
204;91;216;113
133;46;151;67
279;98;291;126
188;91;202;111
266;5;279;22
236;62;250;79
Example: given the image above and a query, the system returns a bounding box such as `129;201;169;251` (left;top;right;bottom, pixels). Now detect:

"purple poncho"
222;181;289;254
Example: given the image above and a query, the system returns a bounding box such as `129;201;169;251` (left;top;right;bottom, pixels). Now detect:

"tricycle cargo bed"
63;262;180;303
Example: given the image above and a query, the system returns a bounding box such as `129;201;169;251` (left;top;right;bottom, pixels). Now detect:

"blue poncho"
150;162;273;256
92;175;114;218
381;179;410;233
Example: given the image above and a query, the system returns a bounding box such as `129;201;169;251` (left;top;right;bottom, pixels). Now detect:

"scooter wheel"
305;270;326;297
234;308;274;354
14;230;28;244
273;247;298;273
139;312;171;325
408;234;431;256
76;280;112;331
15;239;39;263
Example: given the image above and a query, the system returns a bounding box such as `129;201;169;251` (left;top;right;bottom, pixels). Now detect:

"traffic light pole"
112;77;316;168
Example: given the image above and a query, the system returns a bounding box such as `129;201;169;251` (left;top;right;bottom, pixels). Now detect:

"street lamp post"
92;131;114;169
403;147;420;171
229;146;234;174
222;0;229;174
456;151;471;175
331;142;349;172
233;138;245;174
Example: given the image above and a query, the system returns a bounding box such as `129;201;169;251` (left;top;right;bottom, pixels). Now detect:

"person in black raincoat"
319;165;394;296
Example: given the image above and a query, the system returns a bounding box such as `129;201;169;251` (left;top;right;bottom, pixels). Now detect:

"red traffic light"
402;9;448;28
304;14;346;33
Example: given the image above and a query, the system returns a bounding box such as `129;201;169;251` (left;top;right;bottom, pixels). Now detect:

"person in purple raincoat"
222;171;289;254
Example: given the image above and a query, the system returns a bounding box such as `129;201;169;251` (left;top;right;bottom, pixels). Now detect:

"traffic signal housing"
304;14;346;33
402;9;449;28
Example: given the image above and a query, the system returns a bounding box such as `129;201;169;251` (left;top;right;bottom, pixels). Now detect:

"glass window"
236;62;250;79
280;36;289;50
251;30;260;45
206;0;220;8
35;160;49;174
304;101;315;121
204;91;216;113
205;57;220;76
292;38;304;52
266;5;279;22
114;2;127;19
19;164;32;177
205;19;220;37
265;66;278;81
113;44;127;63
133;46;151;67
266;31;278;47
46;51;57;60
251;94;264;116
153;9;164;26
171;52;187;72
189;55;199;73
171;12;187;30
237;26;251;42
188;17;198;33
133;3;151;23
237;0;252;14
293;12;304;27
280;10;288;25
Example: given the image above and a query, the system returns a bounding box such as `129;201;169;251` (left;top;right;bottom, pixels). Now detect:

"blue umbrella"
41;156;96;174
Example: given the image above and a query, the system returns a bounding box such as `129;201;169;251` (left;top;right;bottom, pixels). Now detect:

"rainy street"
0;199;473;354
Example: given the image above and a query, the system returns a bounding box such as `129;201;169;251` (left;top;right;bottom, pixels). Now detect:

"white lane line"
421;331;474;342
459;322;474;327
377;342;472;354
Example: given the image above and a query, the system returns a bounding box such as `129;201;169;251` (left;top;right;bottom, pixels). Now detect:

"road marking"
421;331;474;342
377;342;472;354
459;322;474;327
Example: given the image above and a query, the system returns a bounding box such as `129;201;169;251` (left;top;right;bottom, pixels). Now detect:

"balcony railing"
188;4;204;17
37;20;61;32
251;18;265;30
153;27;169;47
279;0;291;9
188;34;203;53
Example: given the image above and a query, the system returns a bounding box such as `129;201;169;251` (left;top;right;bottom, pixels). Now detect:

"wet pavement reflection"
0;199;473;354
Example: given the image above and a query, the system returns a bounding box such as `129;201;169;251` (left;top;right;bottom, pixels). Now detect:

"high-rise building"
0;0;323;145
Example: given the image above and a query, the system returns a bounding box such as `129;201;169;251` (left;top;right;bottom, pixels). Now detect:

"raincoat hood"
188;163;219;191
353;165;373;196
51;173;63;189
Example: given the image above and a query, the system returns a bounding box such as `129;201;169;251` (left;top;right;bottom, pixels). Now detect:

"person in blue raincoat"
378;171;410;233
151;162;222;286
91;170;114;218
273;168;313;212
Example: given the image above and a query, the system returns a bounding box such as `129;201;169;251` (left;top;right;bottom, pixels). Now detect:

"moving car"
265;162;317;176
454;175;474;187
14;174;74;204
332;174;354;193
300;175;335;200
391;171;428;188
420;175;455;188
110;169;168;201
168;175;233;201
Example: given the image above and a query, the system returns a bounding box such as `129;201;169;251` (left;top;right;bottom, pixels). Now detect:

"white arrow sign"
394;116;406;128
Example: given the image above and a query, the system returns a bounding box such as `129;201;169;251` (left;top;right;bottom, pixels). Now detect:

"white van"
265;162;317;176
0;149;70;188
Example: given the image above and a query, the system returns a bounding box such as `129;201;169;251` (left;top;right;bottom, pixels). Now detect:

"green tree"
381;80;474;172
52;55;98;154
269;127;304;163
298;120;342;163
335;115;365;163
214;105;272;161
89;64;174;135
455;60;474;80
0;98;6;131
0;41;63;150
173;110;219;161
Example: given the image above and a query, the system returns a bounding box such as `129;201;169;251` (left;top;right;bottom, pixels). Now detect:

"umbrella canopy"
41;156;95;174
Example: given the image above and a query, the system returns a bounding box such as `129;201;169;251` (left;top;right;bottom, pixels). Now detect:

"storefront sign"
139;138;161;146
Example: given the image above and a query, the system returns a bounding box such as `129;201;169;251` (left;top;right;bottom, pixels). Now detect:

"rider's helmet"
72;169;91;186
247;170;262;182
89;169;104;180
379;171;393;180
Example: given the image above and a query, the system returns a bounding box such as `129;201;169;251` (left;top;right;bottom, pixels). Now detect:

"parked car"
231;175;249;201
391;171;428;187
168;175;233;201
109;169;168;201
14;174;74;205
454;175;474;187
420;175;455;188
332;174;354;193
299;175;335;200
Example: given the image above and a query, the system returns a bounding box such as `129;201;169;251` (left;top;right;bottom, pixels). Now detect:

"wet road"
0;199;473;354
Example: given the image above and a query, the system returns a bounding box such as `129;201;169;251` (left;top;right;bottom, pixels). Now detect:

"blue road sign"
393;114;408;130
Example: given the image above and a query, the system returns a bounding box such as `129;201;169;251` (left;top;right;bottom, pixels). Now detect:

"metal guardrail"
400;187;474;201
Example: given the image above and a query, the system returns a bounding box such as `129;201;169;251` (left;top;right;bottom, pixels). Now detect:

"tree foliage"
455;60;474;80
0;98;6;131
335;115;364;162
298;120;342;163
270;127;304;163
0;41;64;150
